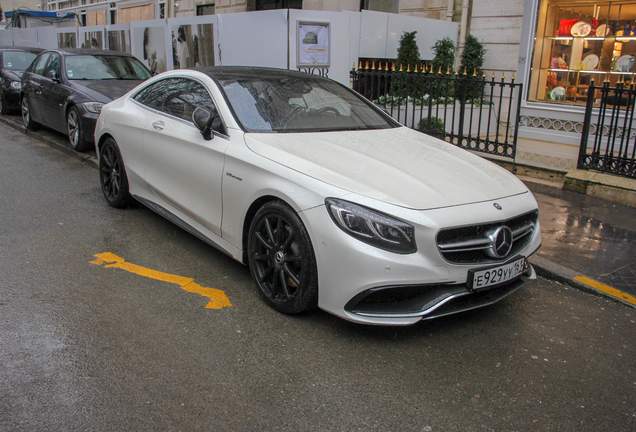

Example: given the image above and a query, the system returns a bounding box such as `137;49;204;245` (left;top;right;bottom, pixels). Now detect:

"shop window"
529;1;636;105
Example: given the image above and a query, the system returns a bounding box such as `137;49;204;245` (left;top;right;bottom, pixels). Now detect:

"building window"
360;0;398;14
529;0;636;105
251;0;302;11
197;3;215;15
159;1;165;18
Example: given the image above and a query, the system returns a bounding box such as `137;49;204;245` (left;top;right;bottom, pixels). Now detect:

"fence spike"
438;66;442;74
463;67;467;75
474;68;477;77
392;63;396;71
358;60;362;70
492;71;496;79
501;71;505;80
407;64;411;73
483;71;487;78
512;72;516;80
447;66;451;75
399;64;404;72
371;62;376;70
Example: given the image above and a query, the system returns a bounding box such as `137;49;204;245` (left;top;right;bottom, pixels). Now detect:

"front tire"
21;96;39;130
99;138;133;208
67;106;90;151
248;201;318;314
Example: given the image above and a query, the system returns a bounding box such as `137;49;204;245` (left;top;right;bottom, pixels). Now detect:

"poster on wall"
108;29;131;53
297;21;330;67
79;27;104;49
171;23;215;69
0;30;13;46
57;30;77;49
132;22;168;74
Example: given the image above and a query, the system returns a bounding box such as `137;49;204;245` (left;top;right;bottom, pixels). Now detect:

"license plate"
469;257;525;290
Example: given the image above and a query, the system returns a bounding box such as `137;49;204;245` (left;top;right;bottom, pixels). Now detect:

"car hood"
244;127;529;210
4;69;24;81
73;79;145;102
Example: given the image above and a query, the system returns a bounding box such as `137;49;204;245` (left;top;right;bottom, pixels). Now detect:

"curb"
0;114;98;169
2;112;633;309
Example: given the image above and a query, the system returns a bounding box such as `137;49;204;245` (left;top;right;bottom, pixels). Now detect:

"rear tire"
99;138;133;208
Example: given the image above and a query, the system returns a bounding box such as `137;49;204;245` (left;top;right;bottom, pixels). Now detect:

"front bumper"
75;104;99;144
302;192;542;326
2;87;21;111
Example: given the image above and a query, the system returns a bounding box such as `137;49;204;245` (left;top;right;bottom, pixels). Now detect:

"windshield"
3;51;38;70
65;55;152;80
217;75;398;133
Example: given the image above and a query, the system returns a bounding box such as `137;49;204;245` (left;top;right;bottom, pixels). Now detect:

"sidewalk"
522;178;636;308
1;113;634;309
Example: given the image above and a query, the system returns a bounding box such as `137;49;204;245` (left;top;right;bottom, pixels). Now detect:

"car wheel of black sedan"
67;106;90;151
248;201;318;314
99;138;133;208
21;96;39;130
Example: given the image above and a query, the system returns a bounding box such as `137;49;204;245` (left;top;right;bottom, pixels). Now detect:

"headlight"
325;198;417;254
10;81;21;90
83;102;104;114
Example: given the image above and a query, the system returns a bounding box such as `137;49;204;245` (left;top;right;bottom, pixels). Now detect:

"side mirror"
193;106;215;141
47;70;60;82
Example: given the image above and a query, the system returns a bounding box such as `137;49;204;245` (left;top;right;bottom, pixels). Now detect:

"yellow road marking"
574;276;636;306
90;252;232;309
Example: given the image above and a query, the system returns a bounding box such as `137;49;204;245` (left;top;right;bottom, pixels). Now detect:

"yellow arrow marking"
90;252;232;309
574;276;636;306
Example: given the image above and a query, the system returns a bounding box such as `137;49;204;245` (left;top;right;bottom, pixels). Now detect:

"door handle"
152;121;165;131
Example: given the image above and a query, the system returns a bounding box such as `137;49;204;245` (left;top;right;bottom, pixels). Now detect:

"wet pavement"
526;181;636;302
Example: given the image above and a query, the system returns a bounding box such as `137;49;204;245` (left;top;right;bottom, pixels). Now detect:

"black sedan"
0;46;42;114
21;48;152;151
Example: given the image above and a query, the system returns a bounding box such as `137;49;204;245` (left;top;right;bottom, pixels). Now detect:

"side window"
134;77;225;134
43;54;61;79
133;78;172;110
32;53;52;75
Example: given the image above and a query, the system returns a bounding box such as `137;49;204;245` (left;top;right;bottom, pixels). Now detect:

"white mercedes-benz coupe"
94;67;541;325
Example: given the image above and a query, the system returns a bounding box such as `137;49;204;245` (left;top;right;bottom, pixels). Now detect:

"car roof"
191;66;331;82
43;48;136;57
0;46;44;53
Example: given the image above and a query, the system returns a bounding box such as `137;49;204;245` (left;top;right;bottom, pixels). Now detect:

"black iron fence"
579;81;636;179
351;63;523;159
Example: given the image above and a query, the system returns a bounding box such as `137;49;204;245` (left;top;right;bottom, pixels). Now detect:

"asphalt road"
1;122;635;431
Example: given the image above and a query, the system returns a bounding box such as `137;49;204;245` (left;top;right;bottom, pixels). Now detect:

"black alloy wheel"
67;106;90;151
248;201;318;314
99;138;132;208
21;96;39;130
